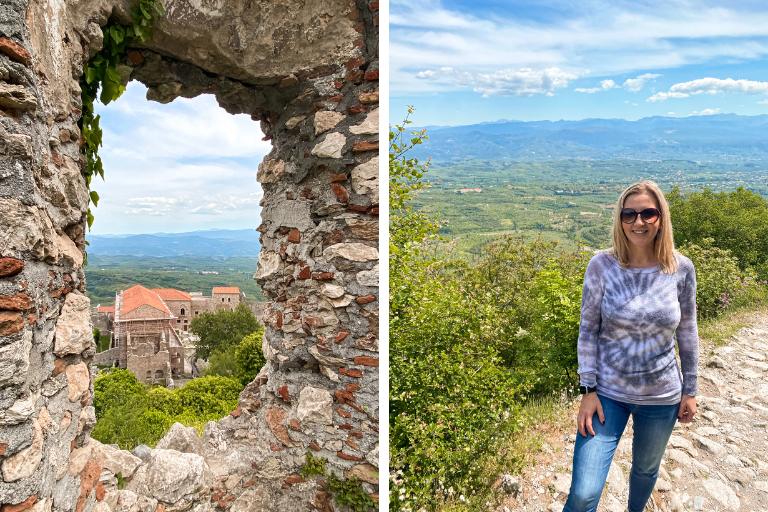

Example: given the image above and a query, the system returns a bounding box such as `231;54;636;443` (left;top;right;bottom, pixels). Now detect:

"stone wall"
0;0;378;509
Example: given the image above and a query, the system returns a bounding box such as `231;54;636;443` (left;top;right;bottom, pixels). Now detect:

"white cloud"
576;73;659;94
575;79;619;94
647;91;690;102
574;87;602;94
89;82;267;234
391;1;768;95
759;99;768;105
124;197;185;216
622;73;661;92
647;77;768;101
689;108;722;116
416;66;578;96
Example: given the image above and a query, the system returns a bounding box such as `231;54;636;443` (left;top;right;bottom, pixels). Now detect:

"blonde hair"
610;180;678;274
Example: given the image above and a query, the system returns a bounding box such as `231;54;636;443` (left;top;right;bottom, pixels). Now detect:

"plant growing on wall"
79;0;164;229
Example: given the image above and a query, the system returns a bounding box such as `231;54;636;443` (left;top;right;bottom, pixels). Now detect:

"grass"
449;392;577;511
699;304;768;346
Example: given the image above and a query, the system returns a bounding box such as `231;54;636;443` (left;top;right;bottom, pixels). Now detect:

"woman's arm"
677;262;699;396
577;256;604;388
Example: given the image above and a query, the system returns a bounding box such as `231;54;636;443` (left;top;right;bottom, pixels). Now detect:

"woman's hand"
577;393;604;437
678;394;697;423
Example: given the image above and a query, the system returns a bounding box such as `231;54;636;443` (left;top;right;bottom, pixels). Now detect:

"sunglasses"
620;207;660;224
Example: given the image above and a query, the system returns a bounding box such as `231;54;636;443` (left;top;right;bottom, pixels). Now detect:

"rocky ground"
496;312;768;512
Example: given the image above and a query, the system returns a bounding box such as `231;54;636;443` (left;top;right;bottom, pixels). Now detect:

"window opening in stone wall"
88;82;270;450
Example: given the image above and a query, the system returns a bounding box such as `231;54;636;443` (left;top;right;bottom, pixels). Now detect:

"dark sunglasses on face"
620;207;660;224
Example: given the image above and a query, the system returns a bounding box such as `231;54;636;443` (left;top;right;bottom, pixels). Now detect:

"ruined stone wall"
0;0;378;510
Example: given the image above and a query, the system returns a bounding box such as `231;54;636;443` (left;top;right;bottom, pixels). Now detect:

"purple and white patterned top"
577;250;699;405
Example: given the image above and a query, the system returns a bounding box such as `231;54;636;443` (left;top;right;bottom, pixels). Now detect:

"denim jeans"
562;393;680;512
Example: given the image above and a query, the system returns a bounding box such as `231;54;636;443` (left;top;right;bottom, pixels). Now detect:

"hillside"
412;114;768;163
87;229;260;257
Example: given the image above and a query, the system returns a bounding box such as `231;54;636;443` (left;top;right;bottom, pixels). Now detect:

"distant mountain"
87;229;261;257
411;114;768;163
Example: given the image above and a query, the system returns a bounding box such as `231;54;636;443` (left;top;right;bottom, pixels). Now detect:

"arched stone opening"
0;0;378;509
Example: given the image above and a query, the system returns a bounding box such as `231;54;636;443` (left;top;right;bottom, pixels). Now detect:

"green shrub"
669;186;768;280
235;331;266;385
678;239;767;319
190;303;262;360
92;371;240;449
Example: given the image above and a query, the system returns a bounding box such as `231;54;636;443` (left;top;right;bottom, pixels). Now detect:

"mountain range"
411;114;768;163
87;229;261;258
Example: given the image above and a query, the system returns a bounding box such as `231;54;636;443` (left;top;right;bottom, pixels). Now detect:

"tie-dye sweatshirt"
577;250;699;405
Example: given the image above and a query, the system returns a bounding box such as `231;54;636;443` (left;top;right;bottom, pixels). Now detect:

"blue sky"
88;82;270;235
390;0;768;125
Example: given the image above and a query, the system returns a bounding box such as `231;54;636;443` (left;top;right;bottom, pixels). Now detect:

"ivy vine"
79;0;164;229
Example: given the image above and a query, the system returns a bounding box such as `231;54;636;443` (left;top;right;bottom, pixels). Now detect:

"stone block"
314;111;345;135
1;419;43;482
311;132;346;159
54;292;92;356
296;386;333;425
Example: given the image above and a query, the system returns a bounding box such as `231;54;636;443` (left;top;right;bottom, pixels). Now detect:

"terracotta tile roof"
212;286;240;294
152;288;191;301
97;305;114;314
120;285;171;317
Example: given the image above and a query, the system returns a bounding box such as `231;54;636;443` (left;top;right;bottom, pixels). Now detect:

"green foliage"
389;106;440;285
678;239;767;319
205;330;265;386
93;368;145;418
327;474;377;512
92;370;239;449
79;0;164;230
235;331;266;385
93;327;112;352
669;186;768;280
175;376;241;417
299;453;375;512
205;346;239;378
300;452;327;478
390;111;597;511
190;303;262;360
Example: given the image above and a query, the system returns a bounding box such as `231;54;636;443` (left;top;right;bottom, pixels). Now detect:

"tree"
190;303;262;360
235;330;266;385
669;186;768;279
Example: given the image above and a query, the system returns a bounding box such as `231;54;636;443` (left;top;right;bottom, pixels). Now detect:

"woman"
563;180;699;512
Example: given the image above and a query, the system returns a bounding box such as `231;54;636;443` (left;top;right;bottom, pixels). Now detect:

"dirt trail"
498;312;768;512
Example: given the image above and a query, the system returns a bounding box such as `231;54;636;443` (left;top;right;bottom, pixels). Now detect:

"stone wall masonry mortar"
0;0;377;510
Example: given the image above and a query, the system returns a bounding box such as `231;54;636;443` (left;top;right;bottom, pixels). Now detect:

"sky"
390;0;768;126
88;82;270;235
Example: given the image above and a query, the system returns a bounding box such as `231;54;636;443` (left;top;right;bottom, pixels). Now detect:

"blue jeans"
562;394;680;512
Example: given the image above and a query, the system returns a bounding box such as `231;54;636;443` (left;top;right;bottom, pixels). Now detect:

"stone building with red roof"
94;284;244;385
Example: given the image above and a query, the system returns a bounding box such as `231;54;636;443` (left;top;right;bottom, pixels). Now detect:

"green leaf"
86;209;95;229
90;190;100;207
85;66;99;84
109;25;125;45
100;79;119;104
